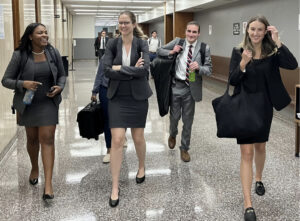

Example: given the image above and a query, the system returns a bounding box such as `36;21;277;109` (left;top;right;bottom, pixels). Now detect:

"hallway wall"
194;0;299;61
0;0;16;159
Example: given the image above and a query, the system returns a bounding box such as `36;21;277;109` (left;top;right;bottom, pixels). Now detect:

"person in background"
228;15;298;221
1;23;66;201
103;11;152;208
147;30;161;62
157;21;212;162
94;30;109;60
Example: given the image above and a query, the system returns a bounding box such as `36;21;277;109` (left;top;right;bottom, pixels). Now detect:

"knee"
241;149;254;162
132;136;145;146
26;135;39;146
39;134;55;146
112;136;124;148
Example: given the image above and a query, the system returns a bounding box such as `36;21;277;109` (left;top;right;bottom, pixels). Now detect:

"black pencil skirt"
108;95;148;128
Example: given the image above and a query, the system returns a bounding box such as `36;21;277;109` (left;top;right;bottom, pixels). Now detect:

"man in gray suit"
157;21;212;162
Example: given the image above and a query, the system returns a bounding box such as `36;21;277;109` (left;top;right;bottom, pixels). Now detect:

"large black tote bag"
212;82;265;139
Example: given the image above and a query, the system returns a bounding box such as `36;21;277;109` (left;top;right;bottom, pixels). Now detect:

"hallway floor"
0;60;299;221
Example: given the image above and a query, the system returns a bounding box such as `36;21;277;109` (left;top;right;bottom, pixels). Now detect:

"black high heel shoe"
42;189;54;200
136;168;145;184
109;189;120;208
29;178;38;185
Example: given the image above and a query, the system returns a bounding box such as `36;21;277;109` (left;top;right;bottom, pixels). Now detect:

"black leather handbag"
212;81;265;139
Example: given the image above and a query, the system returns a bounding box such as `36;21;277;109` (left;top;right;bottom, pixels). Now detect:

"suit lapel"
192;40;201;61
115;37;123;64
130;36;137;66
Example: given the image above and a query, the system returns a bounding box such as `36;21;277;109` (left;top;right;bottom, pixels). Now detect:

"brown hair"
119;11;148;40
240;15;277;58
186;21;200;33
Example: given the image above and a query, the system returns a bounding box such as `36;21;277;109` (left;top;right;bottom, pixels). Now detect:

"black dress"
19;61;58;127
229;45;298;144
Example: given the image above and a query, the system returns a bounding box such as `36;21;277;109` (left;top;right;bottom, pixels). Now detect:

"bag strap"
200;42;206;65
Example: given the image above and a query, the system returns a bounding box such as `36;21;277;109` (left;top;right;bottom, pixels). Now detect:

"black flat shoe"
255;181;265;196
244;207;256;221
136;169;145;184
29;178;38;185
109;189;120;207
42;189;54;200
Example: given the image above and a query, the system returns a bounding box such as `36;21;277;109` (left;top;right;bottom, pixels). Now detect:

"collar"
185;40;197;48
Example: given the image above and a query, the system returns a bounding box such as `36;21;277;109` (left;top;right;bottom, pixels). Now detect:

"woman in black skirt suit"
2;23;66;200
103;11;152;207
229;16;298;221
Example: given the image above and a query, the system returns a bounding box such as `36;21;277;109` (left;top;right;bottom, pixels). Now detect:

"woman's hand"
47;85;62;97
23;81;42;91
91;95;97;102
267;26;282;47
240;49;252;71
112;65;121;71
135;58;144;67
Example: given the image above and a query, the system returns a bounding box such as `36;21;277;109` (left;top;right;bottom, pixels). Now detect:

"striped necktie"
185;45;193;86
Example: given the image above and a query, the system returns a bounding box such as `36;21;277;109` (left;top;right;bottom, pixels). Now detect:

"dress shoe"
244;207;256;221
29;178;38;185
42;189;54;200
180;149;190;162
109;189;120;207
255;181;265;196
168;136;176;149
136;168;145;184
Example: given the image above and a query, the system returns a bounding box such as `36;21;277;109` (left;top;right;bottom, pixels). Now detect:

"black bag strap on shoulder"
47;45;58;67
200;42;206;65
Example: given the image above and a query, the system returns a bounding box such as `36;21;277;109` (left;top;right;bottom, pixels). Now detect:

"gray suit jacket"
1;47;66;114
103;36;153;100
157;37;212;101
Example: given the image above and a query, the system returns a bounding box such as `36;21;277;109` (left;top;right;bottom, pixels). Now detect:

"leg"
296;123;299;157
25;127;40;180
180;91;195;150
39;126;56;195
131;128;146;177
254;142;266;181
169;87;182;138
110;128;126;200
99;86;111;154
240;144;254;209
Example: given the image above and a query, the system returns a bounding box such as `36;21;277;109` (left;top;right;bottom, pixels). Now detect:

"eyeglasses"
119;22;131;26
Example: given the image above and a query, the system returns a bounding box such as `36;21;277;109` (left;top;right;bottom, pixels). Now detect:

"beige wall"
40;0;55;46
0;1;16;154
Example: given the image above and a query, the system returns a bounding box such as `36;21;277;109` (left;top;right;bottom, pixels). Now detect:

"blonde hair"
240;15;277;58
119;11;148;40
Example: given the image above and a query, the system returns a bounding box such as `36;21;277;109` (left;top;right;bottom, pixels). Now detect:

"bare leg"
240;144;254;209
131;128;146;177
25;127;40;180
254;142;266;181
110;128;126;200
39;126;56;195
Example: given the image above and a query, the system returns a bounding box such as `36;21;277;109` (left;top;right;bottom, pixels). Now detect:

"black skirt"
108;95;148;128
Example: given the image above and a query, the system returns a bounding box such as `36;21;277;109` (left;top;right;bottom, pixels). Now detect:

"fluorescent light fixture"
75;13;97;15
66;5;99;8
74;9;98;12
99;6;152;9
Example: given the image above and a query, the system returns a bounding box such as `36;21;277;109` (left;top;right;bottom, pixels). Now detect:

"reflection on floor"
0;60;299;220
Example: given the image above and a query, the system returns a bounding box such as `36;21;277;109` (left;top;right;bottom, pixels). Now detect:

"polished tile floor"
0;60;299;221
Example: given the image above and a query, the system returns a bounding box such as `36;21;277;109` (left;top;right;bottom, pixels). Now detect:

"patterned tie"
185;45;193;86
102;38;105;49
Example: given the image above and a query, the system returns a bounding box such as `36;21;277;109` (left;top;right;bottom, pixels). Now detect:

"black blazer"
94;36;109;50
103;36;153;100
229;44;298;111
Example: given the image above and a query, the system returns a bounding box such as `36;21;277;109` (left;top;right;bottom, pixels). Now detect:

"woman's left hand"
267;26;282;47
135;58;144;67
47;85;62;97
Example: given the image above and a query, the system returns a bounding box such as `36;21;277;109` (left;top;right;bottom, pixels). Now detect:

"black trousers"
98;49;105;60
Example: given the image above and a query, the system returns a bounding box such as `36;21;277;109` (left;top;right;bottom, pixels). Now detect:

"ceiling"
62;0;239;26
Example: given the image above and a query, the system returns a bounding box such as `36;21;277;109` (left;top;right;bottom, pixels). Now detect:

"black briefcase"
77;101;104;140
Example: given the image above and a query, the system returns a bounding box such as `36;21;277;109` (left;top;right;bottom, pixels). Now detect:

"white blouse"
122;45;131;66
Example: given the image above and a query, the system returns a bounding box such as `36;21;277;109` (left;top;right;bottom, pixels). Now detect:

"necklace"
32;50;45;55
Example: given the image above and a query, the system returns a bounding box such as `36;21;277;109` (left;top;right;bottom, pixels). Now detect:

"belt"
149;52;156;54
175;78;186;83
